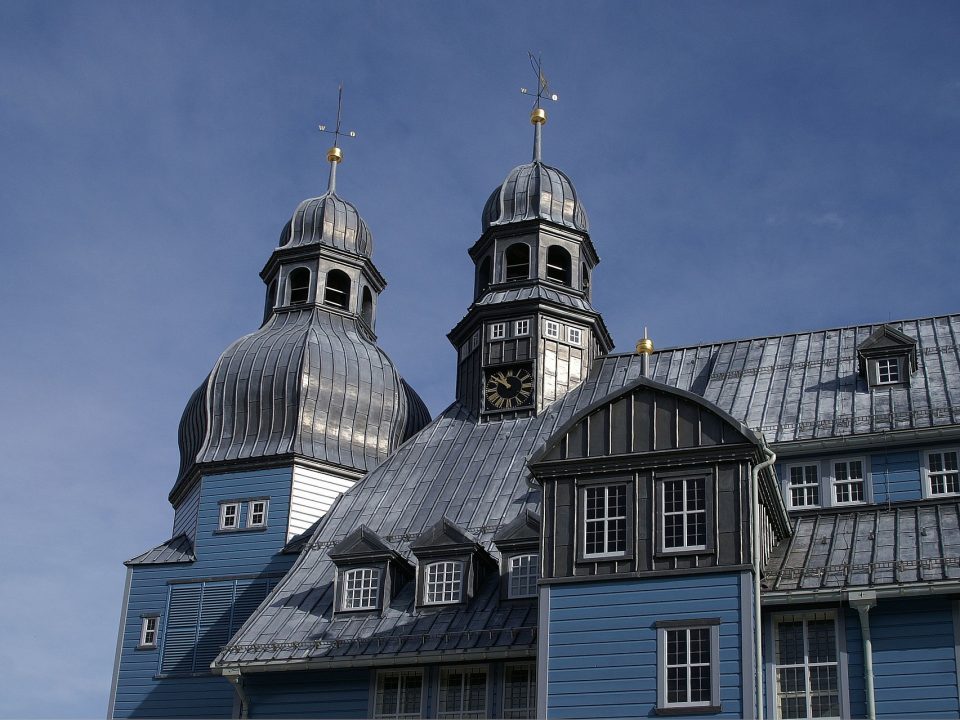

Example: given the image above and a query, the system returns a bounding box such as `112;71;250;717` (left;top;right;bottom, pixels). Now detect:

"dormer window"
507;554;538;599
875;357;900;384
288;267;311;305
504;243;529;281
494;510;541;602
324;269;351;310
424;561;463;604
857;324;918;388
342;567;381;610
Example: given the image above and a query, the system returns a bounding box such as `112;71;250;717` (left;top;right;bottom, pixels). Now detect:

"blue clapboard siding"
112;467;298;719
844;607;867;719
547;572;745;719
871;450;922;503
870;599;959;719
243;669;371;718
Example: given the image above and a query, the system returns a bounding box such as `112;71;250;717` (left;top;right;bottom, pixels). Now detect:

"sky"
0;1;958;716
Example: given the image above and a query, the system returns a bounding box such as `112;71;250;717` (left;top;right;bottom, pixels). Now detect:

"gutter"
751;437;777;720
848;591;876;720
761;579;960;605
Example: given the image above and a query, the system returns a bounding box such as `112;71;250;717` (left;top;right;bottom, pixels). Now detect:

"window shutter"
230;579;275;635
161;585;201;674
194;583;235;670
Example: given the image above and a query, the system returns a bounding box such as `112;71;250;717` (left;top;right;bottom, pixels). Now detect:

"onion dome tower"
171;110;430;536
448;69;613;420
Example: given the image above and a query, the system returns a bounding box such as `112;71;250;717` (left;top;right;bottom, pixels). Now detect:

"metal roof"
764;498;960;592
474;284;594;312
280;191;373;257
171;307;430;500
482;161;588;233
126;534;196;566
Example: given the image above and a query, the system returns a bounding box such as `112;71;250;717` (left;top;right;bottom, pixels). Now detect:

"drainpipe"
751;436;776;720
849;591;877;720
223;669;249;719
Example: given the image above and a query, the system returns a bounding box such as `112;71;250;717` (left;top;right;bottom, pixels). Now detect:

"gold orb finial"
636;337;655;355
530;107;547;125
327;146;343;163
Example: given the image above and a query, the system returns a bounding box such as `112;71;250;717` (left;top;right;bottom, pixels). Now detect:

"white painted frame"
543;319;560;339
874;357;901;385
769;610;844;720
660;476;708;552
567;327;582;346
784;462;821;510
581;484;629;559
506;554;539;599
138;615;159;649
218;501;241;530
830;457;868;506
342;567;381;611
247;499;268;528
514;319;530;337
656;622;721;710
489;322;506;340
923;447;960;498
423;561;463;605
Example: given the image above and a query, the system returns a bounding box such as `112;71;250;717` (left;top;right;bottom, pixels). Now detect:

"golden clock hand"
494;375;511;388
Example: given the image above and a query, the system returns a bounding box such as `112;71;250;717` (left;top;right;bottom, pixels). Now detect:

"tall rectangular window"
438;666;488;719
662;477;707;551
583;484;627;557
832;460;864;504
424;561;463;604
507;554;538;599
374;669;423;720
875;358;901;384
656;622;719;710
342;567;381;610
247;499;268;527
139;616;158;649
928;450;960;496
774;613;841;719
502;662;536;719
218;502;240;530
788;465;820;508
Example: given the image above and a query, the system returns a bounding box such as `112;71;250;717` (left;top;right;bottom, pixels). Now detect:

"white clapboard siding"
288;466;357;540
171;479;202;541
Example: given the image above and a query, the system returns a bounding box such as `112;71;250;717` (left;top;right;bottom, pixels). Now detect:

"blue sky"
0;2;958;716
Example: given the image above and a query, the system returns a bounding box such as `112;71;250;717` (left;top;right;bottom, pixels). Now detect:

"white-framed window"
656;622;720;710
247;499;268;527
832;459;865;505
507;554;538;599
489;322;506;340
662;477;707;551
926;449;960;496
514;319;529;337
342;567;381;611
875;357;901;384
424;561;463;604
502;662;536;719
583;484;628;558
218;502;240;530
567;327;582;346
544;319;560;339
138;616;158;649
787;464;820;509
438;665;488;719
373;669;424;720
773;612;841;719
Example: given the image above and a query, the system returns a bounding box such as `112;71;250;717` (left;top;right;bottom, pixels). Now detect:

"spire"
317;83;356;194
520;52;558;164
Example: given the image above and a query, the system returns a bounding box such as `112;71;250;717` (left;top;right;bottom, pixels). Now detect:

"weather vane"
519;53;558;161
318;83;357;192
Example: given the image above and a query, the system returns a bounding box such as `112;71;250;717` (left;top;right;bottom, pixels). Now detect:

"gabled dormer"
494;510;541;600
410;518;495;607
857;324;918;388
328;525;413;614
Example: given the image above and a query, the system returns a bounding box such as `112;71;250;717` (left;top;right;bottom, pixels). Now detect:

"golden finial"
636;327;655;355
317;83;356;191
520;52;558;162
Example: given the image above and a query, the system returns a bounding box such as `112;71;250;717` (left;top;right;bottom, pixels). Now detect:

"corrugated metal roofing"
765;498;960;591
474;284;593;312
280;192;373;257
482;161;588;233
126;534;196;566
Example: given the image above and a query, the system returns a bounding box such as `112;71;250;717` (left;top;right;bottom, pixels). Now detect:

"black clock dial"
484;366;534;410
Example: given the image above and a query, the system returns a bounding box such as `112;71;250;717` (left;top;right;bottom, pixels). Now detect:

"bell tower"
448;64;613;419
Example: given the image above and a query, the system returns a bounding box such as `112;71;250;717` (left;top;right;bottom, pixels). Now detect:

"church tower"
448;103;613;419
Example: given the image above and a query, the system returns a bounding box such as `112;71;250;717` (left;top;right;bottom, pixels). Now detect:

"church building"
109;95;960;720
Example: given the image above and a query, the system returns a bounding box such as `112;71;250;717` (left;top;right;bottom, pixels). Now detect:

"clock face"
484;365;534;411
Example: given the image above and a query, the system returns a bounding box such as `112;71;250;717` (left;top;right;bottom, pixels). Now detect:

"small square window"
247;500;268;527
927;450;960;496
567;327;582;346
875;357;901;384
438;666;488;719
544;320;560;339
490;323;506;340
342;567;381;610
507;554;539;599
514;319;529;337
219;502;240;530
424;561;463;604
657;622;720;710
374;669;423;720
787;464;820;509
583;484;628;558
833;460;865;505
139;616;158;649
